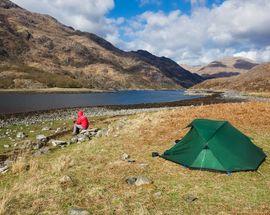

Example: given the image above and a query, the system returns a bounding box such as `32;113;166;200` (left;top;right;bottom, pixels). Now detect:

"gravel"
0;106;186;128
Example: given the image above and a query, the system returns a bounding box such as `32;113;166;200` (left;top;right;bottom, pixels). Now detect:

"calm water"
0;90;201;114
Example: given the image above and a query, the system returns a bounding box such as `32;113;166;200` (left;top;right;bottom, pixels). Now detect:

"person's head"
78;110;84;117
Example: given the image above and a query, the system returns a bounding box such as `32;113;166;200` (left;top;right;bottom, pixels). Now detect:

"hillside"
1;102;269;214
182;57;258;79
0;0;203;90
193;63;270;92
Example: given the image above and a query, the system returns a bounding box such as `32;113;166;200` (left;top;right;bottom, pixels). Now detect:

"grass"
245;92;270;98
0;64;83;89
0;102;270;214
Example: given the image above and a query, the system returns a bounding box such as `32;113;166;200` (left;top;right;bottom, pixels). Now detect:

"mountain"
0;0;203;90
182;57;258;79
130;50;203;88
193;63;270;92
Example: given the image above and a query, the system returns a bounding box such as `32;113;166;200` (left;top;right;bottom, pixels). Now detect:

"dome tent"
161;119;266;172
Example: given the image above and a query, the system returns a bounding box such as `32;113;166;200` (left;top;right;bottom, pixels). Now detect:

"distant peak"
0;0;19;9
136;50;152;55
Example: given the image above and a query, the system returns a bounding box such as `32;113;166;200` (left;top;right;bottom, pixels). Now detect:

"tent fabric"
161;119;266;172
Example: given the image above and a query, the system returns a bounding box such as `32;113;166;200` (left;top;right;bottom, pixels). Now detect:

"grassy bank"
0;102;270;214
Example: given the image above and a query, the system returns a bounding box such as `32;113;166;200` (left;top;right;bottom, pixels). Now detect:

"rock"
127;159;136;163
55;127;62;133
51;140;67;147
80;129;88;134
36;134;48;143
134;176;152;186
59;175;73;184
126;176;152;186
0;0;19;9
89;128;99;132
183;194;198;203
3;144;10;148
4;159;13;167
96;128;109;137
42;127;51;131
70;136;78;144
121;153;130;161
33;147;50;157
68;208;89;215
0;165;8;174
77;134;89;142
33;141;45;150
139;163;149;169
16;132;26;139
126;177;137;185
153;191;162;198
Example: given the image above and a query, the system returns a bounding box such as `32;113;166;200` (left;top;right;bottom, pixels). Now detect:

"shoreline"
0;93;244;127
0;87;184;94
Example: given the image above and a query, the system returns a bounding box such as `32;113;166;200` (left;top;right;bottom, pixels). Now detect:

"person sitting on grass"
73;110;89;135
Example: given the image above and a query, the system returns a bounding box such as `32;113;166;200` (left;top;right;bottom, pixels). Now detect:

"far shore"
0;87;184;94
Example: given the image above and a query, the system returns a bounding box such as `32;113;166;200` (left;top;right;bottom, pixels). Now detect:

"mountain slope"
130;50;203;88
0;0;202;90
182;57;258;79
193;63;270;92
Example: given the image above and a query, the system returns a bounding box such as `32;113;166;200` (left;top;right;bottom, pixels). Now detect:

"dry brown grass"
0;102;270;214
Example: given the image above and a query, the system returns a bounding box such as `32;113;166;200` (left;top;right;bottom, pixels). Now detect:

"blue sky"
13;0;270;65
109;0;223;18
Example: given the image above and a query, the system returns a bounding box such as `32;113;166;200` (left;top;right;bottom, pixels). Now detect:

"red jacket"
76;111;89;129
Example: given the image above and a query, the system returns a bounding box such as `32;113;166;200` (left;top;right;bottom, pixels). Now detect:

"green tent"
161;119;266;172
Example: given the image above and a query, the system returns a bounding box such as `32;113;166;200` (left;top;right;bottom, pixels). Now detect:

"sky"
12;0;270;65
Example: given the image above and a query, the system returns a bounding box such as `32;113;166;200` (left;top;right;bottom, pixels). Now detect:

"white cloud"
234;46;270;62
12;0;270;65
138;0;162;7
12;0;119;38
121;0;270;65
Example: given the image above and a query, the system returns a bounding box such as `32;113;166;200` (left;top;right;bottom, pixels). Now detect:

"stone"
139;163;149;169
36;134;48;143
33;142;44;150
4;159;13;167
153;191;162;198
70;136;78;144
126;176;152;186
59;175;73;184
134;176;152;186
55;127;62;133
3;144;10;148
33;147;50;157
127;159;136;163
16;132;26;139
51;140;67;147
0;165;8;174
88;128;99;132
68;208;90;215
42;127;51;131
121;153;130;161
183;194;198;203
80;129;88;134
77;134;89;142
96;128;109;137
126;177;137;185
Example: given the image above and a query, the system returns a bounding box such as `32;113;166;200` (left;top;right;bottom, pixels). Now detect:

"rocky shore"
0;93;243;128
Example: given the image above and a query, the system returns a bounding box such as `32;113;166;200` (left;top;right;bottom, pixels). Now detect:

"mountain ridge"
182;57;258;79
193;63;270;92
0;0;203;90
